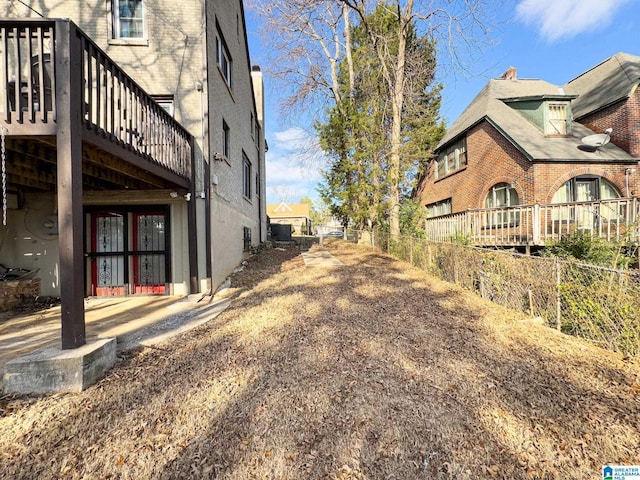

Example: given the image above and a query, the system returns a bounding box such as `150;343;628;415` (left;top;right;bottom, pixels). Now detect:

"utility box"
270;223;292;242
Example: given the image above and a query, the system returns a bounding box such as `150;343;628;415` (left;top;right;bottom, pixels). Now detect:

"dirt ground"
1;240;639;479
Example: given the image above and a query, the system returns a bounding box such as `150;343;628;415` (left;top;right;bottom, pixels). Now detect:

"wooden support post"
532;203;541;245
56;21;85;349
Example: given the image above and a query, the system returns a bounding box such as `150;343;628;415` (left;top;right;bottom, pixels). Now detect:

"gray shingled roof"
564;52;640;120
438;53;639;162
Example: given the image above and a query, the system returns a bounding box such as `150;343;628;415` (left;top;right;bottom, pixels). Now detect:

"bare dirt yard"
1;240;639;479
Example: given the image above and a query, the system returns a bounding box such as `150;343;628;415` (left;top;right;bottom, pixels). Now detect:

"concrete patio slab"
1;295;231;393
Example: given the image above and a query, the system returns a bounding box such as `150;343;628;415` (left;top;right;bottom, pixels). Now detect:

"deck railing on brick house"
425;197;639;246
0;19;192;182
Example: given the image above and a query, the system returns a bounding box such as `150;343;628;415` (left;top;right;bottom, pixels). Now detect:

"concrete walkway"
301;248;345;267
0;295;230;389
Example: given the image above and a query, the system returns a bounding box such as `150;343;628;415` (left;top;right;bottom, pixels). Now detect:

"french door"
575;178;597;230
88;207;170;296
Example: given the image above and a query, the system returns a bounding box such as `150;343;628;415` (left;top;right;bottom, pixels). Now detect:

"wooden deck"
425;198;640;247
1;19;194;190
0;19;198;349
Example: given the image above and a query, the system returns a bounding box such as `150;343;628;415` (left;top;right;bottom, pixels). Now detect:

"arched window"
551;176;620;204
485;183;520;226
551;176;621;223
485;183;519;208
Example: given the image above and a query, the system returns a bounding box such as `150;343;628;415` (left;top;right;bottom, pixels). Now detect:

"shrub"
542;231;634;268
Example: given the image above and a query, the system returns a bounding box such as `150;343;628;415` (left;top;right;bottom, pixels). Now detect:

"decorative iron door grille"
88;207;169;296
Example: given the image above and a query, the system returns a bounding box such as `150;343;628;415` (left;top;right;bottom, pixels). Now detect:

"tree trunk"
388;0;412;237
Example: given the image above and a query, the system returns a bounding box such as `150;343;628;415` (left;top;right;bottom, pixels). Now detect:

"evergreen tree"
317;4;444;233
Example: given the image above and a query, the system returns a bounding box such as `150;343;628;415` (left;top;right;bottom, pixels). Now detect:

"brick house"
416;53;640;227
0;0;266;352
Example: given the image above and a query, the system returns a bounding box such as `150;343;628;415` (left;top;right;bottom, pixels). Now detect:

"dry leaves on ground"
1;240;639;479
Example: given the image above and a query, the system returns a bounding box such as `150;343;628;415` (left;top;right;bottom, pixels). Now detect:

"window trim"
111;0;146;41
242;154;252;199
435;137;467;180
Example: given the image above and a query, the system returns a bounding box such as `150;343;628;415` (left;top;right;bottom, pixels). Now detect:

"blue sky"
244;0;640;207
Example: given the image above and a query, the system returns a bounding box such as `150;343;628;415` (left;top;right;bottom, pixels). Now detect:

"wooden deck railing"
425;198;640;246
0;19;192;181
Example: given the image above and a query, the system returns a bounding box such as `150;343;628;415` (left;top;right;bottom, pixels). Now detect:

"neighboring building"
416;53;640;221
1;0;266;300
267;202;311;235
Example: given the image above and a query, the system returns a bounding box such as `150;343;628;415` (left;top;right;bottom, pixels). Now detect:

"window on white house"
242;155;251;198
151;95;174;117
425;198;452;218
113;0;144;39
216;33;232;88
435;138;467;179
222;120;230;159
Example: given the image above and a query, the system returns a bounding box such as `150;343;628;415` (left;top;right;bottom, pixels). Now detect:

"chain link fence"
348;230;640;358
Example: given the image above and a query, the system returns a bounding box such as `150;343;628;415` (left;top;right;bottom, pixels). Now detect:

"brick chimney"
499;67;517;80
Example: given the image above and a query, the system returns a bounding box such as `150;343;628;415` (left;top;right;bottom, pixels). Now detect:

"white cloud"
265;127;327;204
273;127;311;152
515;0;633;42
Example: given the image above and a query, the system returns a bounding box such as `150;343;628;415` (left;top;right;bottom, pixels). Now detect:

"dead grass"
1;241;640;479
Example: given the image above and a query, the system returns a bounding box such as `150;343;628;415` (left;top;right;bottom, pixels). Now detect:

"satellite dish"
581;128;612;149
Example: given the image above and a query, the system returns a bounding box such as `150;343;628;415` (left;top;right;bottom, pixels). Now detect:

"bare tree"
251;0;499;235
337;0;498;235
249;0;355;119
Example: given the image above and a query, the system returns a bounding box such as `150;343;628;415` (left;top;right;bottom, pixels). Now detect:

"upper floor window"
216;33;232;88
113;0;144;39
435;138;467;179
546;102;569;136
242;155;252;199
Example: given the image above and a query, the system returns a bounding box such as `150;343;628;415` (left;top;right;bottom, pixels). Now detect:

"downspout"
202;0;212;294
625;168;635;197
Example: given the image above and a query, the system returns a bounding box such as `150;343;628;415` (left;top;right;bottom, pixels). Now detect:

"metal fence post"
555;258;562;331
410;236;414;265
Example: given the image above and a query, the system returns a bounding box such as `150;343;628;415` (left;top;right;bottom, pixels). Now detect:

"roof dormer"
502;95;577;137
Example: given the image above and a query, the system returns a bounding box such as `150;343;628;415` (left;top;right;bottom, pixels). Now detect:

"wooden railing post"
533;203;541;245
